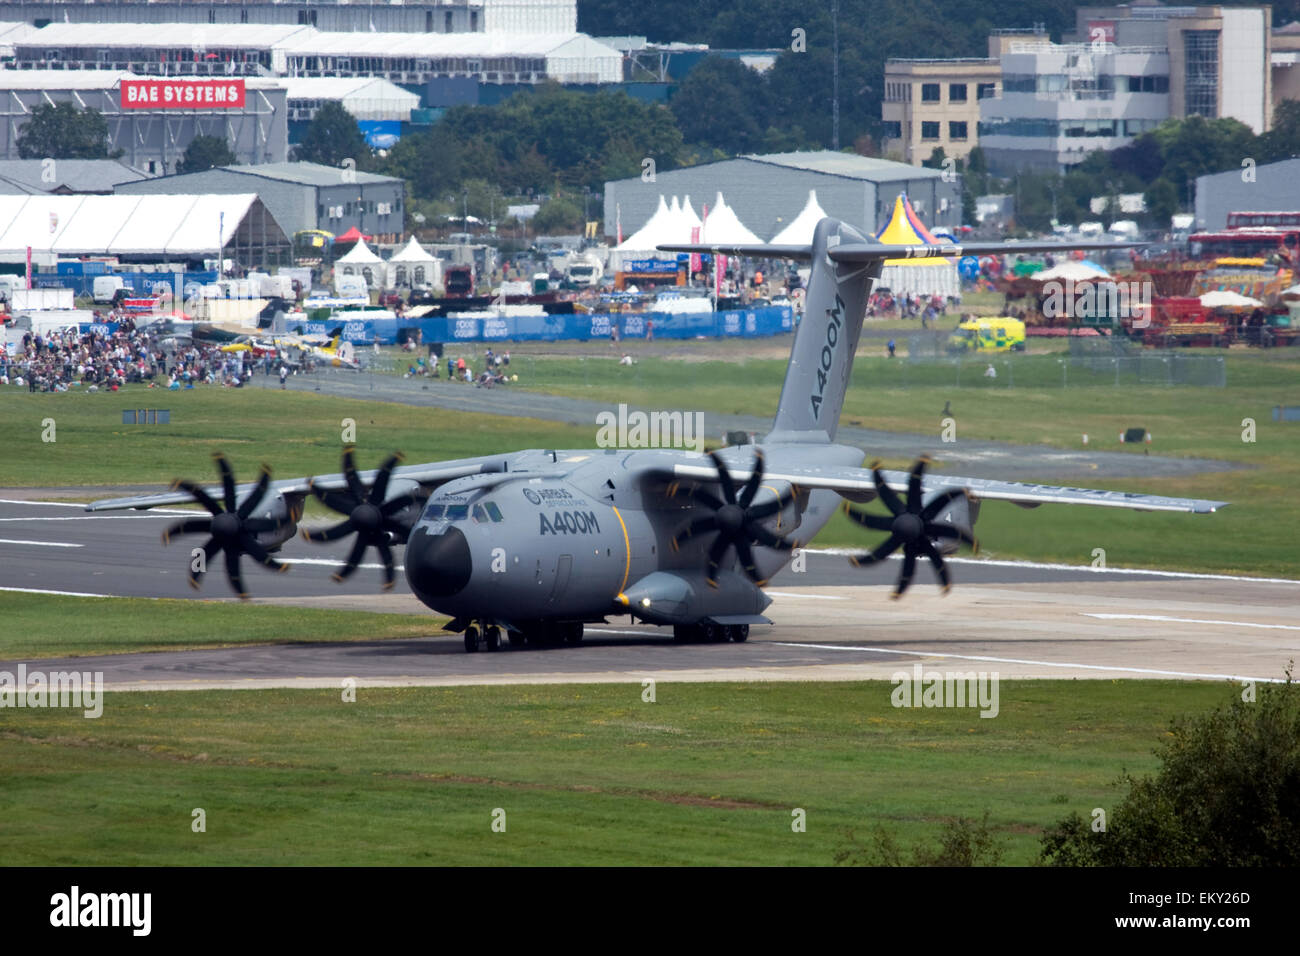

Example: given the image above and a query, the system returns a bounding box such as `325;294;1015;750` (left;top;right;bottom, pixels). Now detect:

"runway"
1;496;1297;690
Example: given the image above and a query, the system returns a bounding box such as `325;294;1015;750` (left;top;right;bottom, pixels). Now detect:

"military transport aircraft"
86;218;1226;652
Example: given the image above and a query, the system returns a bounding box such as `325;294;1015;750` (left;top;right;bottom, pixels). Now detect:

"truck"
444;264;474;298
947;316;1026;353
92;275;125;304
564;255;603;289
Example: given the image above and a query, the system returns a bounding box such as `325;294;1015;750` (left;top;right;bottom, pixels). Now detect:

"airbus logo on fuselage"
810;294;846;419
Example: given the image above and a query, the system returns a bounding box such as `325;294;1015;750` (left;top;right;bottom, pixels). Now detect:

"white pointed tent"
617;195;675;253
681;195;703;232
701;192;763;245
769;190;828;245
387;235;440;288
335;238;385;289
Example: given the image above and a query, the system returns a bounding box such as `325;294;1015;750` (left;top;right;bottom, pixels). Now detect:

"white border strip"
770;641;1284;683
805;549;1300;586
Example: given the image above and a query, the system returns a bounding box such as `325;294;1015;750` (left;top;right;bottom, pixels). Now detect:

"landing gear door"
548;554;573;604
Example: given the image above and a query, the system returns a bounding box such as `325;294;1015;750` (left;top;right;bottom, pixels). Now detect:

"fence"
891;333;1226;388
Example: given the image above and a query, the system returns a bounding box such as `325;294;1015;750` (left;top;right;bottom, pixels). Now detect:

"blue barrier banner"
405;305;793;346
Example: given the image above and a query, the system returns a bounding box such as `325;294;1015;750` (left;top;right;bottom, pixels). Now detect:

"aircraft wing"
84;458;504;512
669;461;1226;514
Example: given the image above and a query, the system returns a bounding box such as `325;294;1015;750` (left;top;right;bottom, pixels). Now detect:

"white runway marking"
770;641;1282;683
279;558;405;571
0;586;110;598
765;590;846;600
0;499;194;514
0;515;186;522
0;538;83;548
1085;613;1300;632
804;549;1300;585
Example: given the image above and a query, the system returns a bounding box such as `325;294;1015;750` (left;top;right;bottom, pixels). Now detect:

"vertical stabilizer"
767;218;879;442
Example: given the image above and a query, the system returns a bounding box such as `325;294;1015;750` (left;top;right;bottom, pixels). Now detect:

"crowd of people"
402;347;514;388
1;318;254;392
867;291;959;326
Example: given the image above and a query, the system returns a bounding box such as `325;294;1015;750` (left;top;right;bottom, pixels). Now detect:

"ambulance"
947;316;1026;353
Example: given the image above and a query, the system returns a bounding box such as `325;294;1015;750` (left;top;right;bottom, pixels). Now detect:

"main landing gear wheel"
563;623;583;645
464;625;480;653
507;629;526;649
727;624;749;642
484;625;501;652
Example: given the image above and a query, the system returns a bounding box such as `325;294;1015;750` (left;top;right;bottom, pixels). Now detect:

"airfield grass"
0;592;440;659
0;389;595;488
3;347;1296;576
509;347;1300;577
0;679;1232;866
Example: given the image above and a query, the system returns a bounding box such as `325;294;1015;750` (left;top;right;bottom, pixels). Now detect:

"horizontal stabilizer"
828;239;1144;262
656;239;1141;262
656;242;813;260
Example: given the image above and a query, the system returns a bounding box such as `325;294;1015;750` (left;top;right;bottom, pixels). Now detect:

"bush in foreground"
1041;668;1300;866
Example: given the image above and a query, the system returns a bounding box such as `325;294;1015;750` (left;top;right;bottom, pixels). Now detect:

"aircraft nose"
405;526;472;599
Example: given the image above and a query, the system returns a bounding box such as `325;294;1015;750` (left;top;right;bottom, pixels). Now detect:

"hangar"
115;161;405;244
603;150;963;243
0;71;288;171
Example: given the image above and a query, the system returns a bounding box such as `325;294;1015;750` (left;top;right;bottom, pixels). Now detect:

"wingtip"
330;573;344;584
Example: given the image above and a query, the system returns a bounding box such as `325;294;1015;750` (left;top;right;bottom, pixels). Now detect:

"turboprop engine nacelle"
927;491;980;556
620;569;771;626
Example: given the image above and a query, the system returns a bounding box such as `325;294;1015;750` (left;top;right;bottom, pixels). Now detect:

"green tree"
1143;177;1180;227
293;101;372;169
1041;672;1300;866
176;134;236;174
16;102;116;159
531;196;584;235
670;56;772;154
1257;99;1300;162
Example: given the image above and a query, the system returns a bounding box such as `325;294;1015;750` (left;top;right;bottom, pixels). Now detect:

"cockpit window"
423;502;469;522
484;501;504;522
472;504;488;523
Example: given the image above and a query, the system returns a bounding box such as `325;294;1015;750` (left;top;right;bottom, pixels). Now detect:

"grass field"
0;592;440;659
1;389;595;489
0;679;1232;866
4;346;1296;576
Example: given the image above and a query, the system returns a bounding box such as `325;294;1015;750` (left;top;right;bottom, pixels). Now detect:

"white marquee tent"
386;236;440;288
334;238;386;288
701;192;763;245
769;190;828;245
0;193;284;262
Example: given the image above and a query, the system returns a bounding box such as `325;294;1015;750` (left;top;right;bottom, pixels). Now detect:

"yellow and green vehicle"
947;316;1026;353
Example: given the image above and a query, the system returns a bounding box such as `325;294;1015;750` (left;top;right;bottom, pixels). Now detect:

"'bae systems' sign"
120;79;246;110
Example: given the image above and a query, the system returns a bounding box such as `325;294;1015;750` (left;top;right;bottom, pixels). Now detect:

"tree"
1041;673;1300;866
293;101;372;170
16;102;115;159
531;196;584;235
670;57;771;154
176;135;236;174
1257;99;1300;163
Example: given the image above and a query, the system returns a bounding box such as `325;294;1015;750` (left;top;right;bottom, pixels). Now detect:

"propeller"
162;452;290;598
669;450;800;587
844;456;978;598
303;447;423;589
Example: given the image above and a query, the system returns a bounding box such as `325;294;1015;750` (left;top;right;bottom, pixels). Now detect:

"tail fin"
658;227;1141;443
